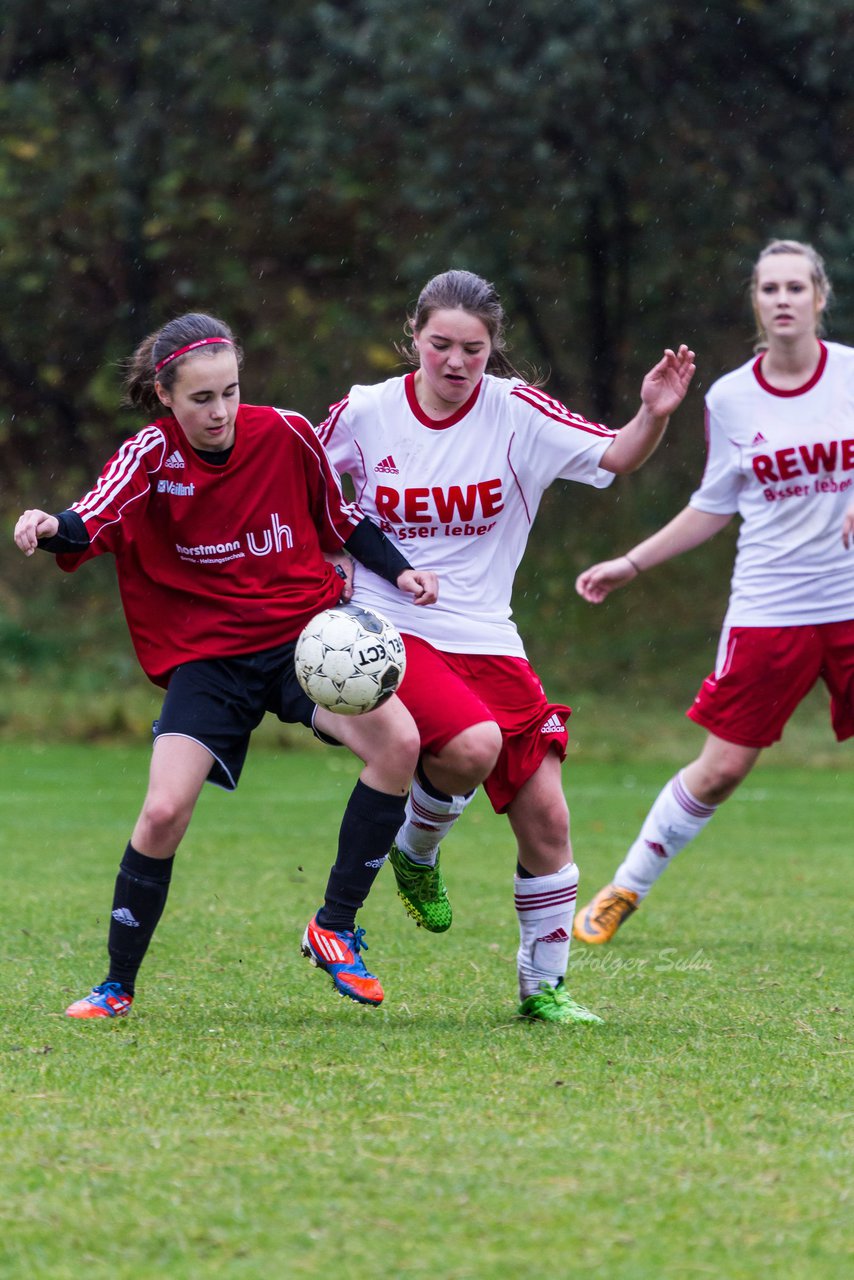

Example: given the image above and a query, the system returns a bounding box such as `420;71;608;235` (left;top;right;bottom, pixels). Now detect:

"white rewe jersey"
318;372;616;655
691;341;854;626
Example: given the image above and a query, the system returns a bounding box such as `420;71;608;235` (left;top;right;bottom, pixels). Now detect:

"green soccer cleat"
518;980;603;1025
388;843;453;933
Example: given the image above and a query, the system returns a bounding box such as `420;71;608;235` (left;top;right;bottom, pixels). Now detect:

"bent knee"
690;754;752;804
393;721;422;771
698;770;743;804
373;703;421;771
537;799;570;848
440;721;502;780
140;793;194;838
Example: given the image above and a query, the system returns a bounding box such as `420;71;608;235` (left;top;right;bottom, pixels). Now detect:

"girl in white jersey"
318;269;695;1023
14;313;438;1018
574;240;854;945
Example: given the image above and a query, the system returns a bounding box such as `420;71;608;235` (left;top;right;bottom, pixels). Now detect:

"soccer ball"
294;604;407;715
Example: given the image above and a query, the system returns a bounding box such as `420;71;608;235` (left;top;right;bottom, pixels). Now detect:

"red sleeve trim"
316;395;350;447
72;426;165;539
510;384;616;437
273;408;364;540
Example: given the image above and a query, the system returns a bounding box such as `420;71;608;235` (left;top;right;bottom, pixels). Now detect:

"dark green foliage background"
1;1;852;713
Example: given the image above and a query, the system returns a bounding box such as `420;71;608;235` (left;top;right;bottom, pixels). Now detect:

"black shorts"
153;641;339;791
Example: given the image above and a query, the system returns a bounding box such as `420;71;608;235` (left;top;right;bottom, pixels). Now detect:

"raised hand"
640;345;696;418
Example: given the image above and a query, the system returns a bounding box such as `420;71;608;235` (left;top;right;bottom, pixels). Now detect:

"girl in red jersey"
318;270;695;1024
573;240;854;945
14;313;437;1016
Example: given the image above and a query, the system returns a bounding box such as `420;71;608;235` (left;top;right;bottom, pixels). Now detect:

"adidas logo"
751;432;767;447
645;840;669;859
364;856;388;869
536;927;570;944
111;907;140;928
165;450;186;469
540;713;564;735
374;454;399;474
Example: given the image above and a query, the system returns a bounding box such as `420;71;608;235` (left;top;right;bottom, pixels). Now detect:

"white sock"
614;771;717;899
394;778;476;866
515;862;579;999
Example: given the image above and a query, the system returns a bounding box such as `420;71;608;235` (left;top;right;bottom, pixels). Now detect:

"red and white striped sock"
395;779;475;867
614;770;718;898
515;862;579;999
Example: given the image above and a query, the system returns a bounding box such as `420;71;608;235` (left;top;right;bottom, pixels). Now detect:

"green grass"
0;735;851;1279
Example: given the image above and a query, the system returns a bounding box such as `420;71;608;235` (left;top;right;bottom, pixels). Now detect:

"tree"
1;0;851;489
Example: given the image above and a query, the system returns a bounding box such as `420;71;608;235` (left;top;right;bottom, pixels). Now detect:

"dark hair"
124;313;243;414
399;269;532;380
750;239;832;349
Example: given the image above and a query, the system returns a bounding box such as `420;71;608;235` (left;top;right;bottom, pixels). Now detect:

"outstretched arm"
575;506;732;603
600;345;696;475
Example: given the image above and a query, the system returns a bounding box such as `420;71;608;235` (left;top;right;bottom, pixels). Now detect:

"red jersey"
58;405;364;685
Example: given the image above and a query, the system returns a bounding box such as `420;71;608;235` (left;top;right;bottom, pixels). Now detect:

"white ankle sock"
614;771;717;898
395;779;476;866
515;863;579;999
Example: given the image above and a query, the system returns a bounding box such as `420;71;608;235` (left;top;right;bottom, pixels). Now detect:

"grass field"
0;732;851;1279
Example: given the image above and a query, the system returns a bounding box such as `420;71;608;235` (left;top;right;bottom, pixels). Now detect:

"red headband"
154;336;233;373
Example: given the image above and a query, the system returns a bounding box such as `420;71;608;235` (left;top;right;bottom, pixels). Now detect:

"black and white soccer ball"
294;604;407;715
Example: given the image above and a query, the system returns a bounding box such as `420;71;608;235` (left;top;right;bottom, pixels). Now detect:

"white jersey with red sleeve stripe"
58;404;364;685
690;340;854;626
318;371;616;655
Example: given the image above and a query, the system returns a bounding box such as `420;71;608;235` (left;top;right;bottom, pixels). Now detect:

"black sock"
106;843;174;995
516;861;534;879
316;780;406;932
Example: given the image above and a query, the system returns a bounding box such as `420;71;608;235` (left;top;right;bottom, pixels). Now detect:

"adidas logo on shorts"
540;713;564;735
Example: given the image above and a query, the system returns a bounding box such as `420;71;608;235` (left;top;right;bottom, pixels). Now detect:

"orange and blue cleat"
65;981;134;1019
573;884;639;944
301;916;384;1006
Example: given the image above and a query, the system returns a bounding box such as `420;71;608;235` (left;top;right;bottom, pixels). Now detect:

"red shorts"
396;634;570;814
688;620;854;748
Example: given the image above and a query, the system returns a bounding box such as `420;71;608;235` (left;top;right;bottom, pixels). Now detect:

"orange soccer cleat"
65;981;134;1019
573;884;639;945
301;916;384;1006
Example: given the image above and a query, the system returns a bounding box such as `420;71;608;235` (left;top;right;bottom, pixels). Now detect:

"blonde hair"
751;240;832;348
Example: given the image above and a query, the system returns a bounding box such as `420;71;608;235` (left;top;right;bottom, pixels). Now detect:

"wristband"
624;553;642;573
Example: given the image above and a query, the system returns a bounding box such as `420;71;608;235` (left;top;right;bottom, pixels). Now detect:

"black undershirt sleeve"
37;510;91;554
37;509;410;590
343;518;412;586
